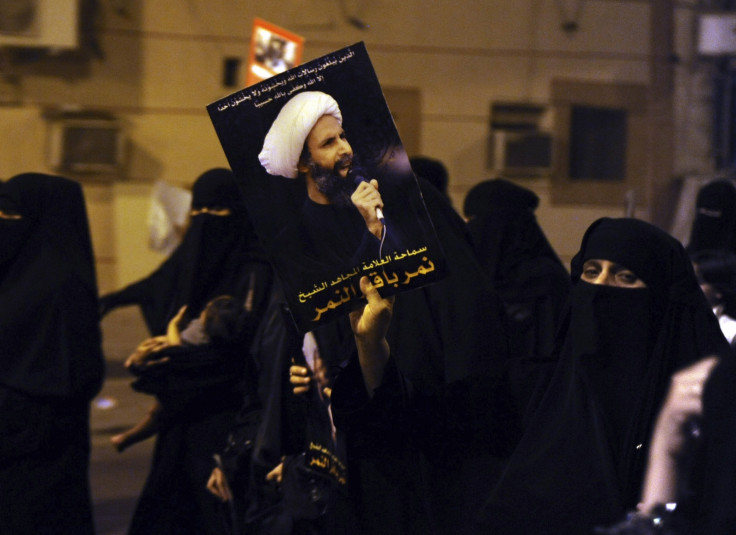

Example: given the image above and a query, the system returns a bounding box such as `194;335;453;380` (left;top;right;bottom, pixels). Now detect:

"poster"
246;18;304;87
208;42;447;333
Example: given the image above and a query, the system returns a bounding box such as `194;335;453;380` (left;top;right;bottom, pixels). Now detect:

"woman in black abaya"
109;168;274;534
463;178;570;360
480;218;732;535
100;167;269;335
334;217;732;535
0;173;105;535
687;178;736;255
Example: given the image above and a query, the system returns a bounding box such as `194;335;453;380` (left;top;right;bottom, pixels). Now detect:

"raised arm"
349;276;394;396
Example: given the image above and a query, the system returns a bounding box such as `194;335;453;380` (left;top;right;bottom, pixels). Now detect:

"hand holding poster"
208;42;446;333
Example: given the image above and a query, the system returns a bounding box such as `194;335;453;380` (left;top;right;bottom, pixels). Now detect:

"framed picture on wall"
245;18;304;87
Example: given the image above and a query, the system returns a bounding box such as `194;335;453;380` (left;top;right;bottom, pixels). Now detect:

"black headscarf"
463;177;540;219
100;168;270;335
0;173;104;399
409;156;449;198
687;179;736;254
480;217;731;535
463;179;570;359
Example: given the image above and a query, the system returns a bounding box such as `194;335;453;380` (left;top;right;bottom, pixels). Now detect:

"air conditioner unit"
697;12;736;56
46;112;126;176
488;130;553;177
0;0;79;49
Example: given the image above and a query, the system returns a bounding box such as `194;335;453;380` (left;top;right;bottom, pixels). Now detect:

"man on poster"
258;90;405;290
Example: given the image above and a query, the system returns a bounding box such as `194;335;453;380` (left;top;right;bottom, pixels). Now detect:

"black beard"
309;156;356;207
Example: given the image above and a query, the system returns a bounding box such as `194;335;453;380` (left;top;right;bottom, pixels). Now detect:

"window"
551;79;647;205
569;105;627;181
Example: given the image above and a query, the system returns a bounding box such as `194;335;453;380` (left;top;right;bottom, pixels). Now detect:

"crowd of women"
2;166;736;535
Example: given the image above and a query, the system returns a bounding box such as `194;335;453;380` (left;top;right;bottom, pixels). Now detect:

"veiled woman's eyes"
616;271;640;285
581;260;603;282
580;259;647;288
190;207;231;217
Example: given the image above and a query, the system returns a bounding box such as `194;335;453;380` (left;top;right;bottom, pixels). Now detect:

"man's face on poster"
301;114;356;206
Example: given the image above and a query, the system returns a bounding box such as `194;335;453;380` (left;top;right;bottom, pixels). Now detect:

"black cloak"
464;178;571;360
388;177;509;387
480;217;732;535
118;169;274;534
100;167;270;335
0;172;104;399
0;173;104;535
124;245;273;535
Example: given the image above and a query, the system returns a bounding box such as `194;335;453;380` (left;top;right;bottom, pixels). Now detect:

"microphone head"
348;165;369;185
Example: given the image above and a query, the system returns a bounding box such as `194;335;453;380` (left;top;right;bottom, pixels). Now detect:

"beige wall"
0;0;714;289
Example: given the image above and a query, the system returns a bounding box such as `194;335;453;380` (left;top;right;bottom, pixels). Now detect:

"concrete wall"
0;0;716;291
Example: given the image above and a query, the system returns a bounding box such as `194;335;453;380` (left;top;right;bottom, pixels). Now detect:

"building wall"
0;0;715;291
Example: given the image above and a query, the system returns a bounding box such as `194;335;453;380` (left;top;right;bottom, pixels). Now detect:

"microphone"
349;166;385;224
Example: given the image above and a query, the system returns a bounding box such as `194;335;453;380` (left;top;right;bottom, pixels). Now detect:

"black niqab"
687;179;736;254
0;181;31;270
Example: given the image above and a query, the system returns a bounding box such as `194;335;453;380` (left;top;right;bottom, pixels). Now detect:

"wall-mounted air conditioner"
0;0;79;49
488;130;553;177
45;111;126;177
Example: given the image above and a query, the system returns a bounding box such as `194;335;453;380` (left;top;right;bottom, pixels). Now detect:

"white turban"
258;91;343;179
